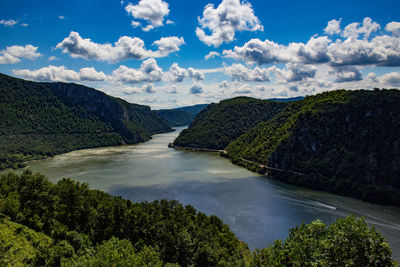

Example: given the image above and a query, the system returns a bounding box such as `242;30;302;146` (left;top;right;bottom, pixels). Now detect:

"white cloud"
123;86;143;95
324;19;341;35
13;65;80;82
342;17;380;39
48;56;59;61
79;67;107;81
21;23;28;27
56;31;184;63
271;64;317;83
167;63;204;82
0;19;17;26
234;83;252;94
0;45;41;64
223;35;331;65
125;0;169;31
378;72;400;86
205;51;220;60
190;83;203;94
385;21;400;37
12;65;107;82
223;63;271;82
144;83;156;93
166;19;174;25
224;17;400;67
59;16;65;20
196;0;263;47
333;66;363;83
111;58;163;84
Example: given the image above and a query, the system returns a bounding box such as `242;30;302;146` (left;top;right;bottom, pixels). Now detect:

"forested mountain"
154;109;195;127
173;97;287;150
155;104;208;127
0;73;171;170
227;89;400;206
0;171;395;266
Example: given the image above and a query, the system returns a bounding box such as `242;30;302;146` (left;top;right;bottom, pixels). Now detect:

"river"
2;127;400;260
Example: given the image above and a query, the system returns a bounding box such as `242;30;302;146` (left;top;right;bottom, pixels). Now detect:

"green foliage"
155;109;195;127
0;171;249;266
63;237;165;267
174;97;287;149
252;216;396;266
0;172;396;266
0;73;172;170
227;89;400;206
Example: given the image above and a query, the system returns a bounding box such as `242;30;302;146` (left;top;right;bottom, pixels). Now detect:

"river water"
2;127;400;259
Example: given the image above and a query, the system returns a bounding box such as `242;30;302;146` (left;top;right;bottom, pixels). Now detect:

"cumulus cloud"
223;63;271;82
0;45;41;64
223;18;400;67
56;31;184;63
378;72;400;86
333;66;363;83
223;35;331;65
289;85;299;92
125;0;169;31
123;86;143;94
205;51;220;60
272;64;317;83
21;23;28;27
79;67;107;81
196;0;263;47
385;22;400;37
167;63;204;82
234;83;251;94
111;58;163;84
0;19;17;26
342;17;380;39
12;65;107;82
324;19;341;35
48;56;59;61
190;83;203;94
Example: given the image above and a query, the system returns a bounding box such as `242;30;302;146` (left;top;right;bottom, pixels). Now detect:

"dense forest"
0;171;396;266
155;104;208;127
226;89;400;206
0;73;172;170
173;97;287;149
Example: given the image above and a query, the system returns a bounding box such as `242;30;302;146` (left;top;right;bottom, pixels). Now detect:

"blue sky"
1;0;400;108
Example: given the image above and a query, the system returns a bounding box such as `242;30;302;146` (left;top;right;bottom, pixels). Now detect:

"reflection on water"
2;127;400;260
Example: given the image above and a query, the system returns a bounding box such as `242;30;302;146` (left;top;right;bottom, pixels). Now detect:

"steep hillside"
173;97;287;150
0;73;171;169
175;103;209;115
155;109;195;127
227;89;400;206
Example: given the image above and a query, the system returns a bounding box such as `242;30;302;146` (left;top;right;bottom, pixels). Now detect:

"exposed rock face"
227;89;400;206
47;82;172;143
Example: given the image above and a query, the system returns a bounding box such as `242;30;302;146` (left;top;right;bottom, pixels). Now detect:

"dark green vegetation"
0;73;172;170
253;216;395;266
227;89;400;206
155;109;195;127
155;104;208;127
174;97;287;149
0;172;396;266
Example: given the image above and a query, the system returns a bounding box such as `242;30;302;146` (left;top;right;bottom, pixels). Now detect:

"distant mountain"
174;104;209;115
0;73;172;170
173;97;287;150
267;96;305;102
227;89;400;206
155;104;208;127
